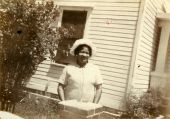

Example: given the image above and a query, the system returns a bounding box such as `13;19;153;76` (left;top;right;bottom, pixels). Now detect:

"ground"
14;93;59;119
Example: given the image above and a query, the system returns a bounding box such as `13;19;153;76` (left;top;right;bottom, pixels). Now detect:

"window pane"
55;10;87;64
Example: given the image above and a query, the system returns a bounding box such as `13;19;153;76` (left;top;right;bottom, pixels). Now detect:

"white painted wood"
90;30;135;39
91;14;138;20
103;75;127;83
92;39;134;47
97;48;132;56
92;10;139;16
30;0;141;110
95;52;131;61
94;6;139;11
104;79;126;87
102;91;124;100
95;43;132;52
90;22;136;29
57;2;95;8
26;82;46;91
132;84;149;89
155;26;170;72
103;84;126;92
90;18;137;25
88;35;134;43
98;66;128;75
28;77;48;84
99;96;122;110
126;0;151;91
101;92;124;101
90;27;136;34
46;82;58;94
133;79;150;84
90;59;130;69
34;71;60;78
101;70;128;79
157;13;170;21
95;2;140;7
56;0;141;3
32;75;59;82
142;26;159;40
140;38;157;49
35;67;63;74
166;41;170;72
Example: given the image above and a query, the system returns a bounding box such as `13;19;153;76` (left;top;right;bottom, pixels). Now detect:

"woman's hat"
70;38;96;57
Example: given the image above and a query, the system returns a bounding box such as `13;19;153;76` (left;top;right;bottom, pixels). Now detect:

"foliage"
126;88;161;119
0;0;71;107
14;93;59;119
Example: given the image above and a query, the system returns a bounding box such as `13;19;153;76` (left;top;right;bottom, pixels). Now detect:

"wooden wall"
166;36;170;72
27;0;141;110
132;0;164;90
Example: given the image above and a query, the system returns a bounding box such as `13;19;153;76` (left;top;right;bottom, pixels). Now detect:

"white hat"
70;38;96;57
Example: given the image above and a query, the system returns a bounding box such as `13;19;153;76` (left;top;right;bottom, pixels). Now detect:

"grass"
13;93;60;119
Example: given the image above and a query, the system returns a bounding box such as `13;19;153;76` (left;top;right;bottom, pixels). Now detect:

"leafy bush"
126;88;161;119
0;0;72;110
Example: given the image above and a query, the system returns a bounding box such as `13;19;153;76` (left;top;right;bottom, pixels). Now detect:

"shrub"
125;88;161;119
0;0;72;111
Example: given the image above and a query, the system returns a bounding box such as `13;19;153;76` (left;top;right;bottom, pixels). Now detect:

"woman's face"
76;46;90;67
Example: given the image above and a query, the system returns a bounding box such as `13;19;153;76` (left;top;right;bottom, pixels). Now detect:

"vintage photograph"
0;0;170;118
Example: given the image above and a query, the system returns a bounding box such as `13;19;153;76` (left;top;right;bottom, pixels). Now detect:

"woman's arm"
93;84;102;103
58;83;65;101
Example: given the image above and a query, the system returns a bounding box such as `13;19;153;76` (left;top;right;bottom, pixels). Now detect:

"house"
26;0;170;112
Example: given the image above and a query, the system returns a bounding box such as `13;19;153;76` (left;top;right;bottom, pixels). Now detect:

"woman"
58;38;103;103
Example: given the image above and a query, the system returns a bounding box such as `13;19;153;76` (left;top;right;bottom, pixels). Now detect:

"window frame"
57;4;94;38
53;3;94;65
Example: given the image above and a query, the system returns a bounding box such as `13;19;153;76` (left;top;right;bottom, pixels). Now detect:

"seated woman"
58;38;103;103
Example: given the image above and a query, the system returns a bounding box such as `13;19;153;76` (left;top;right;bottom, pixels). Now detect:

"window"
55;8;89;65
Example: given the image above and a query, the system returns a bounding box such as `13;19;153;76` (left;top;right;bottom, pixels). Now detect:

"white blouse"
58;62;103;102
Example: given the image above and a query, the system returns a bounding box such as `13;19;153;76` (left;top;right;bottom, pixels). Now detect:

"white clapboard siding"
103;75;127;83
95;52;131;61
91;19;137;25
55;0;140;3
132;0;163;90
95;44;132;52
104;79;126;87
94;6;139;12
92;10;139;16
91;15;138;21
26;59;65;93
26;82;47;91
102;91;124;101
90;30;135;39
59;0;140;110
166;39;170;72
91;59;130;70
133;79;150;85
135;74;150;80
97;47;132;56
92;39;134;47
46;81;59;94
27;0;141;110
90;22;136;29
90;27;136;34
99;95;122;110
94;3;140;7
88;35;134;43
